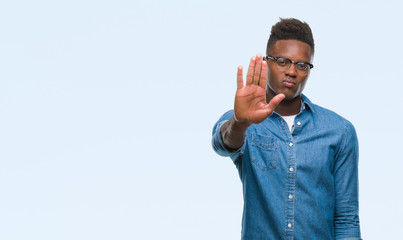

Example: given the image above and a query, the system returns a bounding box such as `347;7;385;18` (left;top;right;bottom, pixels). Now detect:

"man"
211;18;361;240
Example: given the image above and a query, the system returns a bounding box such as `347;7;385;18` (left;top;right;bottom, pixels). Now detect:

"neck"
267;90;302;116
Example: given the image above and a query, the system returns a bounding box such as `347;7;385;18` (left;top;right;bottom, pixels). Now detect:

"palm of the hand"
235;84;269;124
233;55;284;126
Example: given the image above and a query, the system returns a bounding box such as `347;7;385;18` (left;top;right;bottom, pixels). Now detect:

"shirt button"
289;142;293;147
288;223;292;228
288;194;293;199
289;167;294;172
297;121;301;126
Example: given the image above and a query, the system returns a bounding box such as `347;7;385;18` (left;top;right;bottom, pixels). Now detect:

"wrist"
232;116;251;129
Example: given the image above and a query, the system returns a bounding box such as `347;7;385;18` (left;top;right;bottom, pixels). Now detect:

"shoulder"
304;95;355;132
305;99;359;156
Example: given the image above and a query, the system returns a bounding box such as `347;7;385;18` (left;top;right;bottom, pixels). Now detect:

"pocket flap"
252;133;278;150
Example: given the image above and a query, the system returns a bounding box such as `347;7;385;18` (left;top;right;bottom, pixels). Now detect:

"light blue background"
0;0;402;239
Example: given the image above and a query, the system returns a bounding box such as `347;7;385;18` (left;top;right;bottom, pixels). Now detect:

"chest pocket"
251;133;279;170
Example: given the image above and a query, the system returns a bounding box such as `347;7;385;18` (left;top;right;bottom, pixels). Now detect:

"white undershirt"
282;114;297;133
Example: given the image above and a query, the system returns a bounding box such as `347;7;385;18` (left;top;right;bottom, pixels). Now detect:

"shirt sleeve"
211;110;245;162
333;120;362;240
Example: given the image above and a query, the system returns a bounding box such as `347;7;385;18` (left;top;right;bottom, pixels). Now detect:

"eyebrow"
274;55;312;65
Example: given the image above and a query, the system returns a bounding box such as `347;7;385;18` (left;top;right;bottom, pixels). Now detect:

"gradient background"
0;0;402;239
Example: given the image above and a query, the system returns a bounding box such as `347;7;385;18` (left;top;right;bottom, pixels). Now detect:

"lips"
282;79;296;87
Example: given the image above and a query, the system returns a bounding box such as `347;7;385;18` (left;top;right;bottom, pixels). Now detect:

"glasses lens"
275;57;290;67
296;63;310;72
271;56;312;76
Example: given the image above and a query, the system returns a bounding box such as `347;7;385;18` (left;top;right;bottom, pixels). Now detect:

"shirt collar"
270;94;315;119
301;94;315;113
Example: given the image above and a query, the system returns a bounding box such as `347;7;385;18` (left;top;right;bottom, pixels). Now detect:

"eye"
296;63;310;71
276;58;288;66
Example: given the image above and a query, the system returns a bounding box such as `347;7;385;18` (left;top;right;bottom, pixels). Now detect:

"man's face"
267;39;313;101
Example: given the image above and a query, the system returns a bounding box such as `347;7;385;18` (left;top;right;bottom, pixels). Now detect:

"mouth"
282;79;296;88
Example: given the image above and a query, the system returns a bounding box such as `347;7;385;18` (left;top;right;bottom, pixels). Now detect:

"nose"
284;63;297;77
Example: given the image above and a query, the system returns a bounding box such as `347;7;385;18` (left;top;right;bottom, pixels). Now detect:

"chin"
283;92;302;101
268;85;302;101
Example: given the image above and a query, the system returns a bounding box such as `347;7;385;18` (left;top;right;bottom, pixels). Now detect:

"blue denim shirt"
212;95;361;240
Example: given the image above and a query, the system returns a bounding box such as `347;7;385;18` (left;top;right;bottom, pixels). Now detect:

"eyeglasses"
264;55;314;76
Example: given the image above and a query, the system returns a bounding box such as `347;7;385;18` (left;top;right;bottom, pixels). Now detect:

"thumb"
265;93;285;114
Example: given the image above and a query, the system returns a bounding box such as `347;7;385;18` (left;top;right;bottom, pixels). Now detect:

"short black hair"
266;18;314;54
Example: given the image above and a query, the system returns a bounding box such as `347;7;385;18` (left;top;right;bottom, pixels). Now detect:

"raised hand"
234;54;285;126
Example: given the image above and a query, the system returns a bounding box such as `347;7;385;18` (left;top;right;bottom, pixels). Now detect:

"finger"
253;54;262;85
246;57;255;85
259;60;268;89
265;93;285;114
237;66;243;90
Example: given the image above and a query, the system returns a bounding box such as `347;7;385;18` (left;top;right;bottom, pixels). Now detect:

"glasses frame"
264;55;314;72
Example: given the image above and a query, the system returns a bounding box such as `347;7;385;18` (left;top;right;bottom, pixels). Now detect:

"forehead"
268;40;313;62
